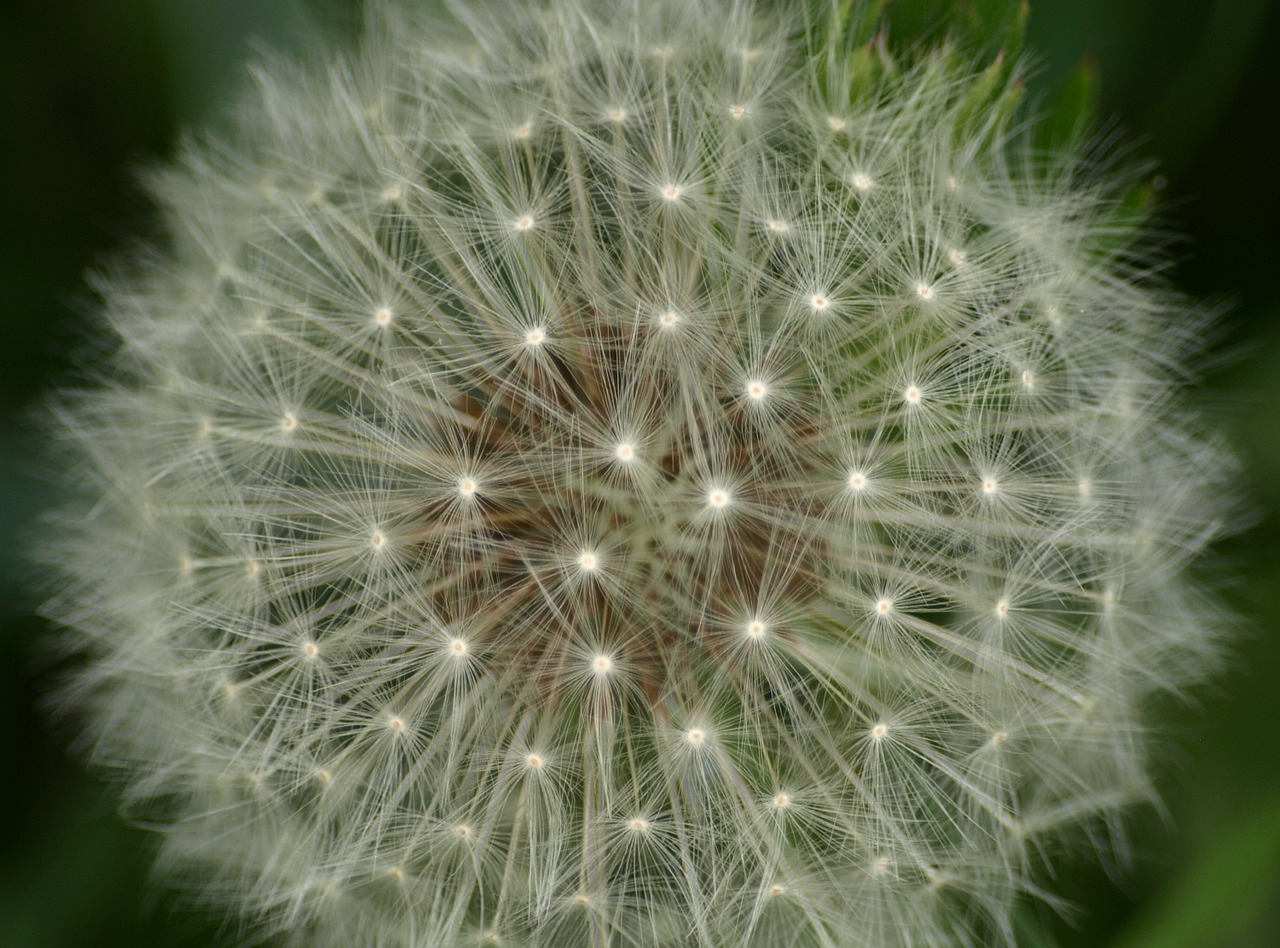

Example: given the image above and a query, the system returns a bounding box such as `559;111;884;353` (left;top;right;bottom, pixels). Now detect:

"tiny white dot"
573;894;591;907
457;476;479;499
592;653;613;674
388;716;405;732
375;307;393;327
744;379;768;401
526;754;544;770
524;326;546;347
706;487;731;510
1021;369;1035;390
382;186;402;202
614;442;636;463
995;600;1010;617
991;731;1008;745
947;248;966;266
657;309;681;329
449;638;469;656
455;824;472;839
745;619;767;640
827;115;846;131
686;728;706;746
370;530;386;550
628;817;650;833
388;868;404;881
871;855;891;874
281;412;298;431
903;386;922;405
875;598;893;616
302;641;319;659
766;219;789;233
946;175;959;190
870;722;888;740
769;884;786;898
847;470;869;492
728;104;747;120
513;215;535;232
1078;478;1093;497
607;107;627;123
577;550;600;572
246;560;260;577
851;173;873;192
513;122;532;140
915;282;934;301
772;792;791;809
315;769;332;784
661;184;683;202
809;294;830;312
982;477;998;495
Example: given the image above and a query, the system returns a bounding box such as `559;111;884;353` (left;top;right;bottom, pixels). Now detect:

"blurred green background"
1;1;1277;946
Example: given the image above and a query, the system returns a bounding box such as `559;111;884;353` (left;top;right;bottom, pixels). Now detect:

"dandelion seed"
628;817;650;833
576;549;600;573
280;412;298;431
851;172;873;192
768;884;786;898
744;379;769;401
903;385;922;405
613;442;636;463
982;477;999;495
387;716;405;732
827;115;846;131
606;107;627;123
388;868;404;881
591;653;613;675
727;104;747;120
513;122;532;140
660;183;683;202
705;486;732;509
374;306;393;326
766;219;788;233
995;599;1010;618
523;326;546;347
745;618;768;640
771;792;791;809
656;309;681;329
809;293;830;312
382;185;402;202
991;731;1009;746
870;722;889;741
512;214;535;232
875;597;893;616
685;727;706;746
301;641;319;659
245;560;260;577
457;476;479;499
1079;478;1093;497
915;281;934;300
525;753;544;770
448;638;469;657
847;470;869;492
455;824;472;839
370;530;386;550
947;248;966;266
314;770;331;785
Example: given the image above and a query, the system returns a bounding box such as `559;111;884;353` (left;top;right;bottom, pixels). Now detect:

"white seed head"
36;2;1238;946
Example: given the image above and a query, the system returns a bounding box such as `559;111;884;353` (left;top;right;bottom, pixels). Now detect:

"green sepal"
1034;56;1100;153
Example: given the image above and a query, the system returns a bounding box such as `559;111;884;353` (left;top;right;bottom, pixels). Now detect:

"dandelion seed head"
37;1;1238;945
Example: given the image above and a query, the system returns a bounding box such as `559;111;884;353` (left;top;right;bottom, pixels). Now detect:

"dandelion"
37;1;1236;946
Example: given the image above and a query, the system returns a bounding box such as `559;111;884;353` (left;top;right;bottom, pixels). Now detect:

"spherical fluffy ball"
41;1;1235;945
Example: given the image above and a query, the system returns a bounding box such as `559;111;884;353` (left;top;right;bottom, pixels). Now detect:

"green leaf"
1108;795;1280;948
